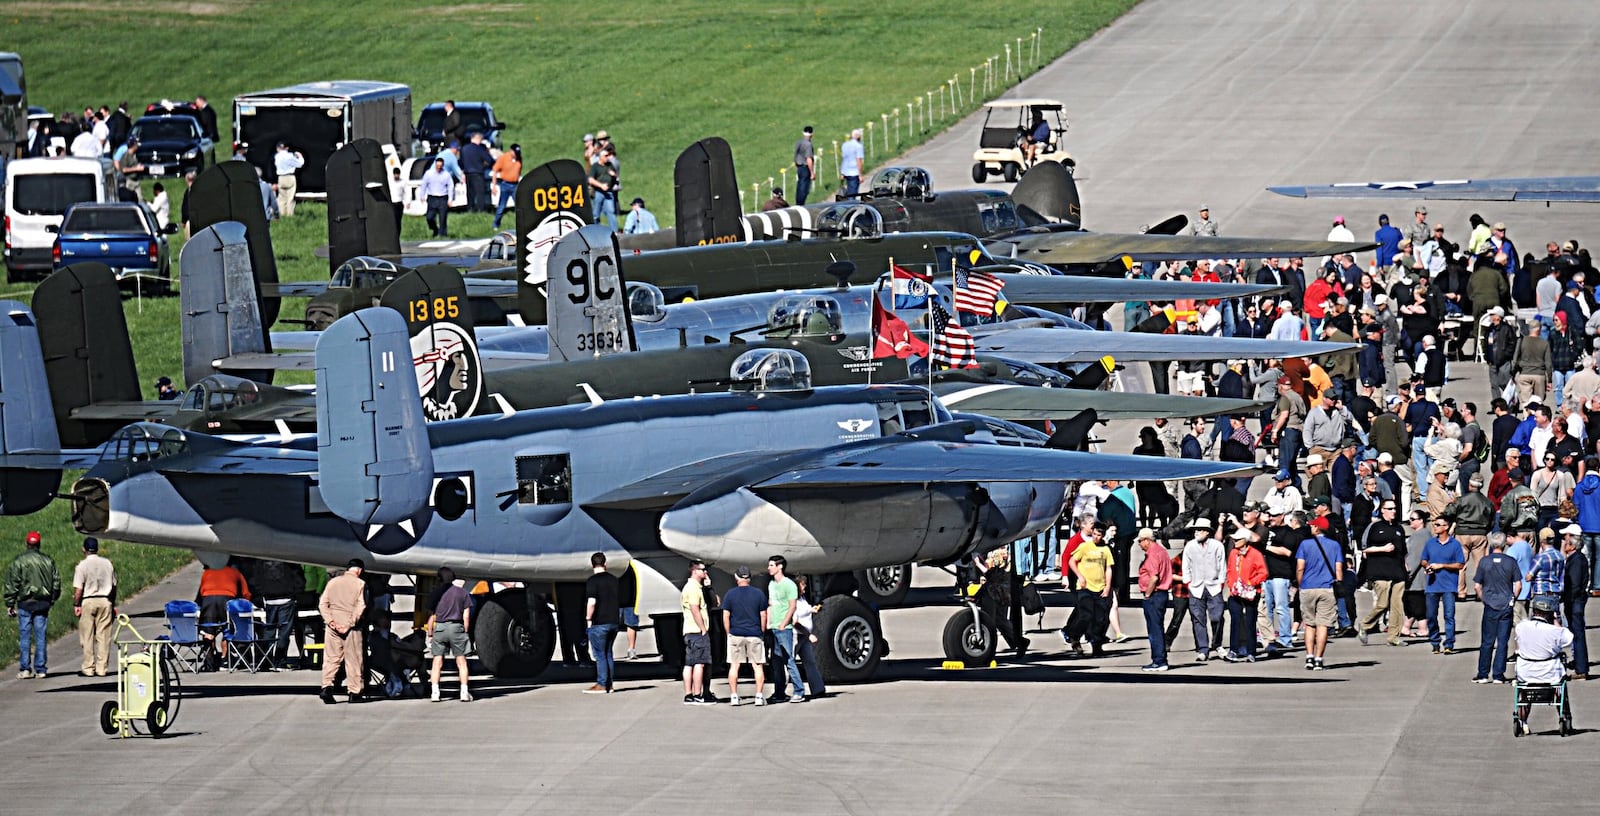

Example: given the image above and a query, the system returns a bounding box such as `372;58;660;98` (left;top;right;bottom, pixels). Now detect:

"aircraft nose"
71;477;111;534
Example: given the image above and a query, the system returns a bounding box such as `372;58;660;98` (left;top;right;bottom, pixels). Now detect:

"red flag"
930;302;978;369
892;263;933;283
872;297;929;359
954;268;1005;316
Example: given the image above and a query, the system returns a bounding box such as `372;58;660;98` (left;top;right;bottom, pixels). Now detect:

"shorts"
727;635;765;665
620;607;639;629
430;621;470;658
199;595;232;628
683;633;712;666
1299;588;1338;628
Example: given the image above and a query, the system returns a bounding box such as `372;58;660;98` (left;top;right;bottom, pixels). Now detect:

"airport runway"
6;2;1599;812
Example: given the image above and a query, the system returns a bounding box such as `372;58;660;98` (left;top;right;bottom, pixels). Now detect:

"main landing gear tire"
854;564;912;608
474;591;556;679
813;595;882;685
941;608;997;668
971;163;989;184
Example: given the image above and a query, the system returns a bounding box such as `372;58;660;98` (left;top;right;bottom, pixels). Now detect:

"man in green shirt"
5;531;62;678
766;555;807;703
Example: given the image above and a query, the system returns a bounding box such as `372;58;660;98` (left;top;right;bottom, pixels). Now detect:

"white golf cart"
971;99;1072;184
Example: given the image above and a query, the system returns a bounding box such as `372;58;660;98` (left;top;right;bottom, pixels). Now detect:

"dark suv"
415;102;505;153
130;114;215;177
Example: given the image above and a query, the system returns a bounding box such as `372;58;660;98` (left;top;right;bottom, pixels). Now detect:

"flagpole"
868;274;885;386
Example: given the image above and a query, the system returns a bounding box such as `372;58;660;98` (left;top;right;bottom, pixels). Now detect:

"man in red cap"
5;532;62;678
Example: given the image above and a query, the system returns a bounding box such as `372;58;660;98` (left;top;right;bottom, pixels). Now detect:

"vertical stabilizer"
314;308;433;527
546;225;636;362
379;264;483;421
514;159;592;326
32;264;141;448
326;138;403;272
181;222;271;384
673;137;745;247
189;160;282;328
0;301;64;515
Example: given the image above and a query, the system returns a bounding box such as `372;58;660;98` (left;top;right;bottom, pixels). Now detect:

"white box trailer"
233;80;411;196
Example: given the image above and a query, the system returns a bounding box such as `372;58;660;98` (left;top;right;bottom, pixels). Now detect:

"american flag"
930;302;978;369
953;268;1005;316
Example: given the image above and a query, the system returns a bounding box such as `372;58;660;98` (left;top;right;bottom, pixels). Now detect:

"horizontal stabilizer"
315;309;433;525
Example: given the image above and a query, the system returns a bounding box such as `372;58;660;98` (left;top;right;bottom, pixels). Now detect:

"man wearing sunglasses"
1358;501;1410;647
1420;516;1467;654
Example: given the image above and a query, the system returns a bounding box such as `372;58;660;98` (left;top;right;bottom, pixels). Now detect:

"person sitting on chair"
1514;597;1574;727
197;558;251;668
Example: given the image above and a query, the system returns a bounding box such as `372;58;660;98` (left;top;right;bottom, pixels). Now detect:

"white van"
4;156;120;282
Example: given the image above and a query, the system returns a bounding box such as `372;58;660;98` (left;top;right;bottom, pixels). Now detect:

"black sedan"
130;114;215;177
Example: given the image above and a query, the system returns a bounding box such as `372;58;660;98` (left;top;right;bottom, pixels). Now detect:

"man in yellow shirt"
1065;522;1116;656
680;561;714;705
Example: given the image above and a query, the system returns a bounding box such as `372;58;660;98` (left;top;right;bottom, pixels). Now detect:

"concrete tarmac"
5;1;1599;813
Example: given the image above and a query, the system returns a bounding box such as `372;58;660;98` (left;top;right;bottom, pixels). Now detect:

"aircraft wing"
149;442;318;476
263;281;332;298
0;450;111;472
66;401;182;423
993;274;1283;303
994;233;1377;265
966;326;1357;364
1268;176;1600;203
931;383;1267;421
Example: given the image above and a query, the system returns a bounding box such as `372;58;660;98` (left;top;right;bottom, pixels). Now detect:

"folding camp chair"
157;600;208;673
223;599;277;673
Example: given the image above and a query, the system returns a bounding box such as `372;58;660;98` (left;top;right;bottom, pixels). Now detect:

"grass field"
0;0;1140;668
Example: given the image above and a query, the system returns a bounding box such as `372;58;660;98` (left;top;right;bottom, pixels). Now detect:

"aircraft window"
330;267;353;288
817;204;882;240
516;454;571;506
980;206;997;235
157;429;190;458
332;256;398;289
729;349;812;392
878;401;904;435
901;398;934;430
628;283;666;321
766;295;842;337
994;201;1018;231
107;425;163;462
182;385;204;412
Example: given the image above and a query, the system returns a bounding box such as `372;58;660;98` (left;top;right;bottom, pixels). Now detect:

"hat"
1340;436;1359;448
1193;517;1213;529
1415;206;1427;215
1277;375;1293;386
1336;296;1349;306
1433;222;1445;231
25;531;41;545
1539;528;1556;541
1310;496;1330;507
595;129;609;140
1561;523;1583;536
1276;468;1292;481
1377;452;1394;465
155;376;172;386
82;537;98;553
1563;240;1578;252
1198;204;1209;211
1379;214;1390;224
1137;527;1157;541
1373;294;1388;306
803;125;814;134
1532;597;1559;614
1527;395;1542;407
1493;222;1506;231
1359;305;1375;315
582;133;594;142
346;558;365;571
1441;397;1457;408
1429;461;1455;476
1384;395;1402;407
630;197;645;207
734;565;752;579
1229;528;1252;540
1245;502;1266;513
1333;215;1345;225
1487;306;1505;317
1413;383;1426;395
1306;453;1325;467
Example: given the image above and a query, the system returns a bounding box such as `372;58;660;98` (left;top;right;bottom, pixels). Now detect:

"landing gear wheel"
812;595;881;685
1003;163;1020;183
854;564;912;607
941;608;997;668
99;701;119;735
146;700;170;737
971;162;988;184
473;591;556;679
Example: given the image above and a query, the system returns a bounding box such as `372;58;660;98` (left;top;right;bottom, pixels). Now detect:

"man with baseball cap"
1512;597;1572;735
5;531;61;678
71;537;116;677
721;565;768;705
1183;517;1226;661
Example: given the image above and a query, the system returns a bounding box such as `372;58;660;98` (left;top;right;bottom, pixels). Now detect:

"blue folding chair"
223;599;276;673
158;600;208;673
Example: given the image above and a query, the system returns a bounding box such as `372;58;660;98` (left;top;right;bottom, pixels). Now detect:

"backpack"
1468;422;1489;463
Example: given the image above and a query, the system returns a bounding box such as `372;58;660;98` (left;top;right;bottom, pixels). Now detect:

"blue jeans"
1426;591;1456;649
795;631;825;696
593;193;618;230
795;165;812;205
1226;596;1259;657
1279;428;1303;488
264;599;297;661
1336;572;1357;629
1411;437;1432;500
1011;537;1035;578
493;180;516;228
586;623;618;689
17;605;48;673
1587;533;1600;591
1553;369;1571;408
1143;591;1169;666
1263;578;1293;647
1189;590;1223;654
1566;597;1589;675
771;628;805;697
1477;605;1513;680
1307;316;1323;340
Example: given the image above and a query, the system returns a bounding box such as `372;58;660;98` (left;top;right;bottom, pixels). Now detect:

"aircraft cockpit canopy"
766;295;843;337
479;231;516;263
330;256;401;289
729;349;813;393
869;166;933;200
816;203;883;240
103;423;191;463
627;282;667;322
182;375;263;415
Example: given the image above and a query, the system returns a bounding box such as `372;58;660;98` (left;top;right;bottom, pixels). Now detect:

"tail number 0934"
408;295;461;323
533;185;585;212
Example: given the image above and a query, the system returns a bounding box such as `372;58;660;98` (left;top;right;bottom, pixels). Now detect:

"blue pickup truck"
50;202;178;293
